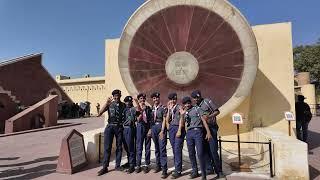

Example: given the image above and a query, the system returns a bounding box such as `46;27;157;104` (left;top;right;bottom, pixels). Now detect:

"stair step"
0;86;21;105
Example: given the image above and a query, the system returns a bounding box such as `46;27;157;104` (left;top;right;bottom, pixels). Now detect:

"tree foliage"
294;39;320;82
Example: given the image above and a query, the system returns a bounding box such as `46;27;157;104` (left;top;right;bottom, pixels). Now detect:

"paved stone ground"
1;116;319;179
307;116;320;180
0;117;104;180
0;117;221;180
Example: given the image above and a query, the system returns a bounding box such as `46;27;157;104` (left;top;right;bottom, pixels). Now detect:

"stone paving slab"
307;117;320;180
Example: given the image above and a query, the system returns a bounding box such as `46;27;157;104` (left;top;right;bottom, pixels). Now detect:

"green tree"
294;39;320;82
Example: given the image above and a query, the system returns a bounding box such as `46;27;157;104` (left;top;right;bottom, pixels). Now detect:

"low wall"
82;128;104;163
252;128;309;179
5;95;58;133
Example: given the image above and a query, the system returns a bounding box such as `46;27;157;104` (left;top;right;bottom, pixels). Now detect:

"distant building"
56;75;107;115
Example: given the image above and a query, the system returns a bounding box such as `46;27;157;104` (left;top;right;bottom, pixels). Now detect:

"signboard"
68;133;87;167
56;129;88;174
232;113;243;124
284;111;295;121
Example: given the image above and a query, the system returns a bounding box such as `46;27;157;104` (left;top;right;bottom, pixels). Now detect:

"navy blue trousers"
123;126;136;168
151;123;167;170
136;122;151;167
169;124;185;173
103;124;123;168
186;128;206;177
205;125;222;173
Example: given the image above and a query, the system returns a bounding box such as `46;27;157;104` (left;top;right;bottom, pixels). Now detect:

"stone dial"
165;52;199;85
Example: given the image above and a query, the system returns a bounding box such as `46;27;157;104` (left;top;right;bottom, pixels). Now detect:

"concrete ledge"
253;128;309;179
227;172;271;180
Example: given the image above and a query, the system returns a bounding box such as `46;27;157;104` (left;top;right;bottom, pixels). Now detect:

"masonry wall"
58;80;106;115
0;55;72;107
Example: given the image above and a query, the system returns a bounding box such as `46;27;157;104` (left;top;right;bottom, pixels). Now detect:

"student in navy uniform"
180;96;212;180
166;93;185;179
191;90;223;178
97;89;126;176
135;93;152;173
150;92;168;178
122;96;138;174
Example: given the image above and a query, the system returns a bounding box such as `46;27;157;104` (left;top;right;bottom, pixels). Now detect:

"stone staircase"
0;86;20;104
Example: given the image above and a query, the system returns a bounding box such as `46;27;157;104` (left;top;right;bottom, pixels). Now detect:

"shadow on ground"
0;156;58;168
309;165;320;180
0;156;58;179
0;157;19;161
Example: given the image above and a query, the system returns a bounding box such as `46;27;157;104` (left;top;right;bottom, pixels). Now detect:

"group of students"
97;89;223;180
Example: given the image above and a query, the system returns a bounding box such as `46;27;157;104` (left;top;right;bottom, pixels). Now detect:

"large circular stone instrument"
119;0;259;117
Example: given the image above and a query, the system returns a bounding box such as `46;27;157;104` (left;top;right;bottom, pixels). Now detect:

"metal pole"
288;121;291;136
98;133;101;163
268;139;274;177
237;124;241;166
219;136;222;172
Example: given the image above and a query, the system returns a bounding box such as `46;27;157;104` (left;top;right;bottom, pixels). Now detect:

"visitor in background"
96;103;100;115
296;95;312;142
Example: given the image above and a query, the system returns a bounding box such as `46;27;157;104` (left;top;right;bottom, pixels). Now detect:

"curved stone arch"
118;0;259;118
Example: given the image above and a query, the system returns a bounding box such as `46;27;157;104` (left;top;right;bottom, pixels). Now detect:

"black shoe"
128;167;135;174
216;172;224;178
206;169;215;175
201;176;207;180
135;166;141;173
189;172;200;179
161;171;168;179
154;166;162;173
97;167;108;176
115;166;125;171
171;171;182;179
143;166;150;173
121;162;130;169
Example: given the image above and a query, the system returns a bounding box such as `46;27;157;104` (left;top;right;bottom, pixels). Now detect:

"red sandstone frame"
118;0;259;118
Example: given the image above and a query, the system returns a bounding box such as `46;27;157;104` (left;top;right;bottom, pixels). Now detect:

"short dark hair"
191;90;201;98
182;96;192;104
112;89;121;96
137;93;146;99
151;92;160;98
124;96;133;102
168;92;177;100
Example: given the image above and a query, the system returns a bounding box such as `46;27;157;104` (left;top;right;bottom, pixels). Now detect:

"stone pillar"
296;72;311;86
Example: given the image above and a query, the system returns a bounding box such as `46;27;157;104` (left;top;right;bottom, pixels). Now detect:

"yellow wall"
105;22;295;138
250;22;295;133
57;77;107;115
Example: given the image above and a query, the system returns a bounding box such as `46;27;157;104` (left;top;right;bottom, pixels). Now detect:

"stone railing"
5;95;58;133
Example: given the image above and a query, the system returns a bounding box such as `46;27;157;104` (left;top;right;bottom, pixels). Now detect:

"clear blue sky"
0;0;319;77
